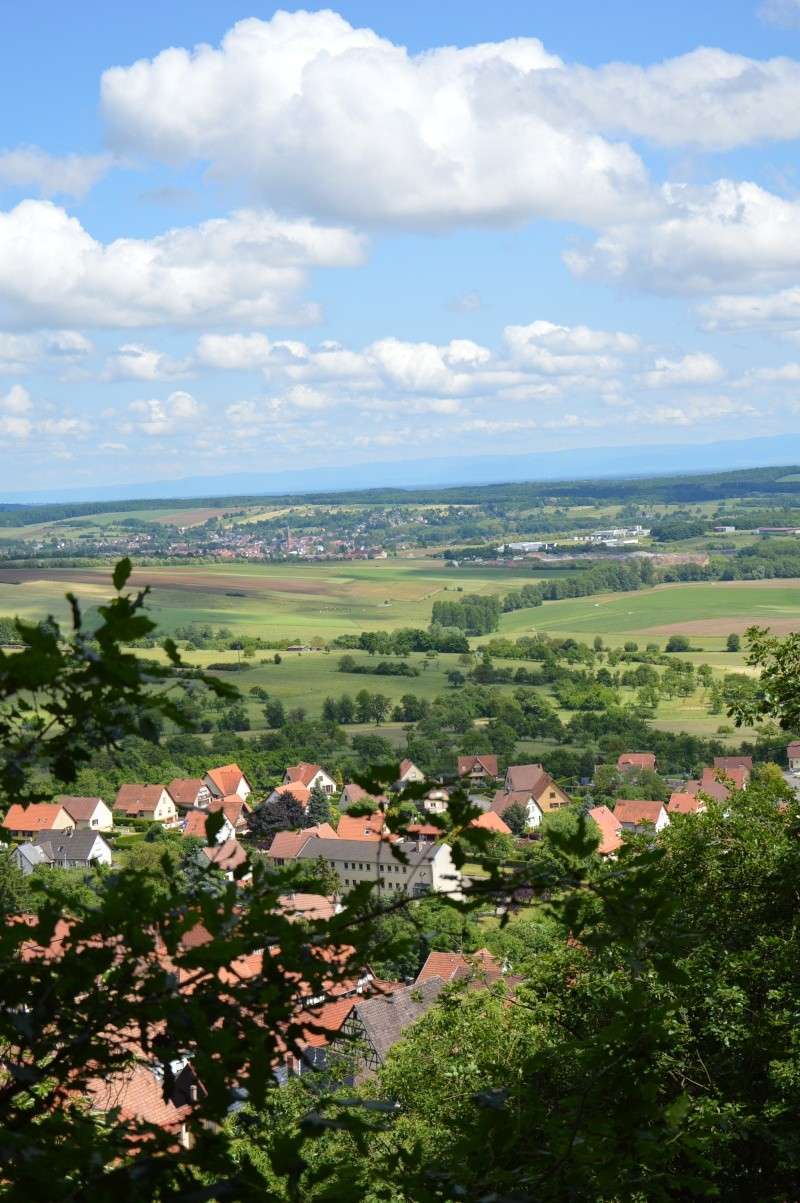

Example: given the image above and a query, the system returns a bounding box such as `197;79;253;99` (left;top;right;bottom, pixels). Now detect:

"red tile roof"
206;763;249;796
85;1061;193;1134
713;755;752;773
469;810;511;834
114;784;166;815
167;777;207;807
285;762;323;786
3;803;71;832
416;947;514;988
337;812;386;840
504;764;547;793
200;839;249;874
277;893;339;922
458;754;499;777
668;792;706;814
208;795;252;828
269;823;338;860
614;800;667;826
704;764;747;791
268;830;316;860
55;796;104;822
183;810;223;840
292;996;355;1048
273;781;311;807
617;752;656;771
587;805;623;855
788;741;800;759
491;789;540;818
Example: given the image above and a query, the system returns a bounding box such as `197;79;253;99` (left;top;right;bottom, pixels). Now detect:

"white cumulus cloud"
639;352;724;388
0;200;365;329
129;389;200;435
0;147;112;199
100;10;649;229
566;180;800;295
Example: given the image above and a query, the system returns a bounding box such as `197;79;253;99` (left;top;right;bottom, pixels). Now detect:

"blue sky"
3;1;800;492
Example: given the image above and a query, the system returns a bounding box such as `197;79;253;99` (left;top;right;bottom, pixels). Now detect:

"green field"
494;580;800;648
0;560;563;640
0;562;795;741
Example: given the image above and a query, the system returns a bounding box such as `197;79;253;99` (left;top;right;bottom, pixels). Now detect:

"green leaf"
112;557;132;592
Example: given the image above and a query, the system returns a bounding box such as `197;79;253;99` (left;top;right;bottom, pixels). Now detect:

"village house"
667;792;707;816
267;825;339;865
713;755;752;778
617;752;657;773
469;811;511;835
11;844;54;874
614;799;670;834
266;780;311;809
85;1055;199;1151
114;784;178;825
416;947;521;991
337;812;387;841
167;778;213;811
283;762;336;795
2;802;75;840
502;764;572;813
33;829;114;870
204;763;252;802
787;741;800;772
422;787;450;815
457;754;500;784
340;977;446;1078
292;836;463;899
395;758;425;786
338;782;388;810
198;839;251;883
182;809;236;843
682;764;747;804
491;789;545;829
56;796;114;832
587;805;624;856
208;795;252;834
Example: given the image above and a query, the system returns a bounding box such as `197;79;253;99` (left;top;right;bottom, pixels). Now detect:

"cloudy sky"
4;0;800;491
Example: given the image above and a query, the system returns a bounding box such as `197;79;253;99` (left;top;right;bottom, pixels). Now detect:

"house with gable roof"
667;792;707;816
502;763;571;813
396;758;425;785
491;789;545;830
614;799;670;834
204;763;252;802
617;752;657;773
199;839;251;882
208;794;252;834
56;796;114;832
2;803;75;840
283;762;336;795
167;778;213;811
114;785;177;824
34;828;113;869
338;782;388;810
587;805;624;856
457;755;500;784
182;809;236;843
266;781;311;809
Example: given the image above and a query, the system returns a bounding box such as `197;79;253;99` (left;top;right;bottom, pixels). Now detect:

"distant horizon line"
2;432;799;507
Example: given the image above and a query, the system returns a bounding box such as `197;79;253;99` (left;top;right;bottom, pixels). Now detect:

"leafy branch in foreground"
0;558;236;803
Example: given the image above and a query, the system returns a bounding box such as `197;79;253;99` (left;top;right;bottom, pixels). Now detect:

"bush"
665;635;691;653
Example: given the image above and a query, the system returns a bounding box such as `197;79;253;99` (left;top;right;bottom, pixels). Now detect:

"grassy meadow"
1;560;797;742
